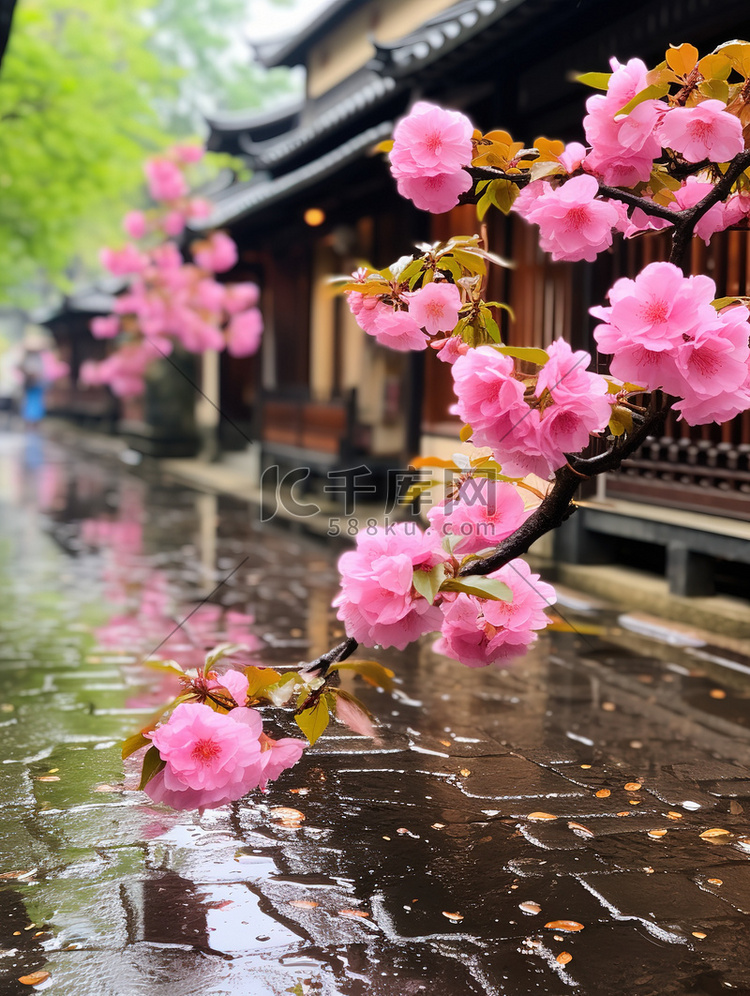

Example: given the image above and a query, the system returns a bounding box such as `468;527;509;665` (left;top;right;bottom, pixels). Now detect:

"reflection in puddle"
0;432;748;994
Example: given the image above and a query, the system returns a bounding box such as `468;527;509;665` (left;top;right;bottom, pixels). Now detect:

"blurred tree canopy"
149;0;295;131
0;0;293;305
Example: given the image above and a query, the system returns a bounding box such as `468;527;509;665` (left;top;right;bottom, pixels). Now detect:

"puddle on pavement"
0;431;748;995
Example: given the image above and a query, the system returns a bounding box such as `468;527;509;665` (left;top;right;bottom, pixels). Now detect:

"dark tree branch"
303;636;358;678
320;150;750;658
667;150;750;270
596;184;677;223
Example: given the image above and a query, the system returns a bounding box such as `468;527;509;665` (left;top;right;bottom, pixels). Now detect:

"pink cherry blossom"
333;524;448;650
396;170;473;214
151;241;183;270
145;701;265;811
433;559;556;667
670;176;729;244
451;346;525;438
225;309;263;357
615;200;673;239
591;261;722;393
346;291;391;335
162;209;187;237
174;143;204;163
407;281;462;334
583;59;663;186
123;210;147;240
390;101;474;178
513;174;620;262
258;734;306;789
452;341;610;478
658;99;744;163
145;157;188;202
427;476;528;555
193;232;238;273
194;278;226;313
90;315;120;339
370;309;427;351
207;668;249;706
100;244;148;276
42;353;69;382
674;367;750;424
188;197;212;219
558;142;587;173
225;283;260;314
430;335;469;364
79;360;103;387
512;179;547;219
592;263;750;424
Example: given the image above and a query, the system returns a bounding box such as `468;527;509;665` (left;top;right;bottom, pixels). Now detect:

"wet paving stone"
1;431;750;994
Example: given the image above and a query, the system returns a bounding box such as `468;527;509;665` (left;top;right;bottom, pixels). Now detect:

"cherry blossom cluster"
592;261;750;424
389;101;474;213
144;673;304;812
347;277;462;351
388;59;750;257
451;340;613;478
333;518;555;667
83;145;263;397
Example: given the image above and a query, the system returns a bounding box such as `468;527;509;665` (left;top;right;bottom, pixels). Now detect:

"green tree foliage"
0;0;294;305
149;0;296;130
0;0;174;303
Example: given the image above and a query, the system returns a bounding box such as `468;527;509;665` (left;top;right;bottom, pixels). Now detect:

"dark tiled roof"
370;0;530;76
206;100;303;142
253;0;367;68
192;120;393;228
243;73;397;169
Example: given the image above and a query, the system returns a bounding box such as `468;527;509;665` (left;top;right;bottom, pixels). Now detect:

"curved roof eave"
190;120;393;230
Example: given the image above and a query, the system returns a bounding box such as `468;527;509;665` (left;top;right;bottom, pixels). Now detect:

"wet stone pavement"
0;431;749;996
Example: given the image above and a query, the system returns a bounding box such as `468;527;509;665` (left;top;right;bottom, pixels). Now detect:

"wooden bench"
260;393;358;486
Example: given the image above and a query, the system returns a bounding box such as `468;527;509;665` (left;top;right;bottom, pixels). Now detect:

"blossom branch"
668;149;750;269
595;184;678;223
458;397;668;578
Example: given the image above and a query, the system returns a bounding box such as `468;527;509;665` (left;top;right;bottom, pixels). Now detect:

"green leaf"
495;344;549;366
440;577;513;602
698;79;729;103
138;745;166;790
144;657;184;675
712;295;750;310
575;71;611;90
476;187;494;222
488;178;519;215
204;643;245;670
529;160;564;181
438;257;463;282
459;423;474;443
329;659;395;692
412;563;447;605
483;313;502;343
400;477;441;505
244;666;283;699
608;405;634;437
617;82;669;116
397;258;423;284
122;730;151;761
452;247;486;275
264;672;304;706
294;696;330;746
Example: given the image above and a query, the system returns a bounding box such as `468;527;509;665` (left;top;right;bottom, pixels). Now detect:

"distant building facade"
196;0;750;596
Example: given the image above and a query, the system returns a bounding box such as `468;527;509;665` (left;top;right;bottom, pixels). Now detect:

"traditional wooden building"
199;0;750;598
